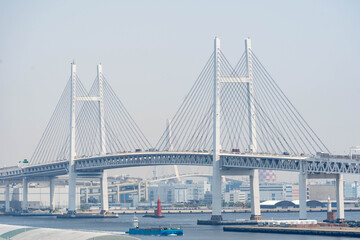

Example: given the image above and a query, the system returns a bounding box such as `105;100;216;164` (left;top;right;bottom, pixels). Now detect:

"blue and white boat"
127;227;183;236
127;215;183;236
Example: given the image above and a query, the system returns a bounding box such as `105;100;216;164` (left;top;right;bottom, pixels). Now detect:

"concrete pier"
336;174;345;221
49;178;55;212
299;169;307;220
250;169;261;220
223;226;360;237
4;182;10;212
22;178;28;212
198;219;261;225
100;170;109;213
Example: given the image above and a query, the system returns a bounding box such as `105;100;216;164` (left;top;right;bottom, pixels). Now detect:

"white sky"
0;0;359;180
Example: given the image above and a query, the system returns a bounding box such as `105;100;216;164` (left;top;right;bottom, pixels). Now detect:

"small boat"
127;215;183;236
127;227;183;236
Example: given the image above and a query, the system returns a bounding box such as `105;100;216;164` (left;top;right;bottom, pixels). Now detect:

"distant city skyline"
1;1;359;183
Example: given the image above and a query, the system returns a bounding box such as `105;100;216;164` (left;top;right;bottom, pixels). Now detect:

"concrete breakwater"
0;224;137;240
111;207;360;215
223;226;360;237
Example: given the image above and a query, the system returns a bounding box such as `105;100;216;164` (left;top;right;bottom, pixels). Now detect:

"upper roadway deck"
1;151;359;181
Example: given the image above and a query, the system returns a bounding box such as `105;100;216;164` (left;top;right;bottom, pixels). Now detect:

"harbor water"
0;211;359;240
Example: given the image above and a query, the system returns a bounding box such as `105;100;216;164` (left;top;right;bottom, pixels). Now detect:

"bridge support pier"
22;178;28;212
250;169;261;220
299;171;307;220
336;174;344;221
50;178;55;212
211;161;222;222
5;181;10;212
100;170;109;213
68;171;77;214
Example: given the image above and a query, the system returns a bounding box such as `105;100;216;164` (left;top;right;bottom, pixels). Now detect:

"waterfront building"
224;190;246;203
260;200;296;209
284;184;300;201
350;181;359;200
239;183;285;202
174;187;187;203
148;180;211;204
148;183;173;203
344;182;354;199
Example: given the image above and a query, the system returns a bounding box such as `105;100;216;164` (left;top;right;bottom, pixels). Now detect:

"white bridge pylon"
211;37;260;221
68;62;108;214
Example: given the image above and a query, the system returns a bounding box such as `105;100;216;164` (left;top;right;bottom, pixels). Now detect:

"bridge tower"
210;37;262;222
68;62;109;214
68;61;77;214
245;38;261;220
98;63;109;213
211;37;222;222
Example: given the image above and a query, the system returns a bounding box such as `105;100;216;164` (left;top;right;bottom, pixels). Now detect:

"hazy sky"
0;1;359;180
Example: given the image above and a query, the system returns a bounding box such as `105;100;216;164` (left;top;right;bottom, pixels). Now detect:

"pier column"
50;178;55;212
250;169;261;220
336;174;345;221
100;170;109;212
299;171;307;220
5;182;10;212
68;173;77;213
22;178;28;212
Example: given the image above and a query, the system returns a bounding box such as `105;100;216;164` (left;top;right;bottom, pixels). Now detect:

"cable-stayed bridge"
0;38;359;223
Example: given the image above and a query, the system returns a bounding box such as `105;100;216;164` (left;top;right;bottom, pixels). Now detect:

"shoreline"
2;207;360;216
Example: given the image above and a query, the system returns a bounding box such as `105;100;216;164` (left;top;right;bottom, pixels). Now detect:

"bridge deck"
0;152;359;181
